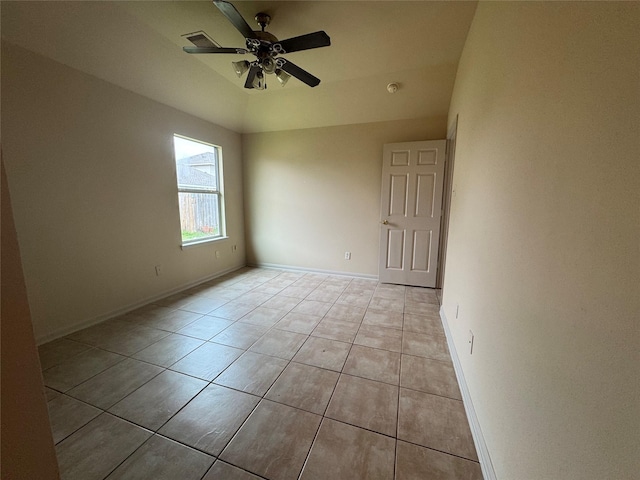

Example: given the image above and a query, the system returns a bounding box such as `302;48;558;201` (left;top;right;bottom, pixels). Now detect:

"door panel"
389;174;409;216
391;150;410;166
379;140;446;287
415;174;436;217
411;230;431;272
386;229;405;269
417;148;438;165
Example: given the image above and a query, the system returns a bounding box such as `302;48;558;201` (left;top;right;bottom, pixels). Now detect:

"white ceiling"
1;1;477;133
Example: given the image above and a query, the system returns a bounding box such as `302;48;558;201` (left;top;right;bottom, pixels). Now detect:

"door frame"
436;115;458;289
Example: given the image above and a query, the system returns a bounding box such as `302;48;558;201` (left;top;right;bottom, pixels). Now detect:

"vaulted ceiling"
1;1;477;133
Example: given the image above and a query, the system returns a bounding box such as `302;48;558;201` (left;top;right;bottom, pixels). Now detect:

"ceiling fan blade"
275;31;331;54
213;0;259;40
244;65;261;89
279;60;321;87
183;46;247;54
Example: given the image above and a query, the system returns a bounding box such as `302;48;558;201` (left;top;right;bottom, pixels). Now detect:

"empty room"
2;1;638;480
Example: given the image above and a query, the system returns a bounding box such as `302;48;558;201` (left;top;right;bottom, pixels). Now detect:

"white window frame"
173;134;226;247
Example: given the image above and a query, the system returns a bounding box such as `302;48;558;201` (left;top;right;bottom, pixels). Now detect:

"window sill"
180;236;228;250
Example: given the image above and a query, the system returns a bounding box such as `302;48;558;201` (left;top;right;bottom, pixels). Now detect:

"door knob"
381;220;389;225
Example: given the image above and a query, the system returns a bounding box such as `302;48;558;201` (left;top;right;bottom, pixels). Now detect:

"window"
173;135;224;245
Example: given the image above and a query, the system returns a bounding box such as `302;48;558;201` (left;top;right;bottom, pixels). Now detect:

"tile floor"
39;267;483;480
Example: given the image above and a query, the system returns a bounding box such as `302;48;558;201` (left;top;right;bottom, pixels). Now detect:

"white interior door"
378;140;446;287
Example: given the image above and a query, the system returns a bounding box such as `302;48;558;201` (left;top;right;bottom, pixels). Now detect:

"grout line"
295;412;325;480
99;431;154;479
295;276;361;479
201;460;270;480
322;416;401;441
297;415;326;480
394;338;403;480
394;435;482;464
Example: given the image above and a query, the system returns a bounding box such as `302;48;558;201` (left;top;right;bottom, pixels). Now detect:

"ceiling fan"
183;0;331;90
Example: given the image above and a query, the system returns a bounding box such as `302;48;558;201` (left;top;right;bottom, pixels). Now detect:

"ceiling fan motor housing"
246;34;279;73
253;31;278;43
255;12;271;30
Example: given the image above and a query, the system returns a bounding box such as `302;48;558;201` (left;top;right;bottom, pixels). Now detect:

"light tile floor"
39;267;483;480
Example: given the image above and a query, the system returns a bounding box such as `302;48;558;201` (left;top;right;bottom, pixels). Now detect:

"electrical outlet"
155;265;162;276
469;330;474;355
215;251;221;259
344;252;351;260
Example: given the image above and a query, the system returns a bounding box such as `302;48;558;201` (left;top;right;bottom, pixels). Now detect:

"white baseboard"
440;307;497;480
36;264;245;345
248;262;378;280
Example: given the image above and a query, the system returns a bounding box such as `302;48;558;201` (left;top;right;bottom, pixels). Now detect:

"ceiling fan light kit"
275;69;291;86
183;0;331;90
232;60;250;77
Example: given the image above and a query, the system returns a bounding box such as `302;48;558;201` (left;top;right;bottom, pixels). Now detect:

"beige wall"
2;42;246;343
443;2;639;479
242;118;446;276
